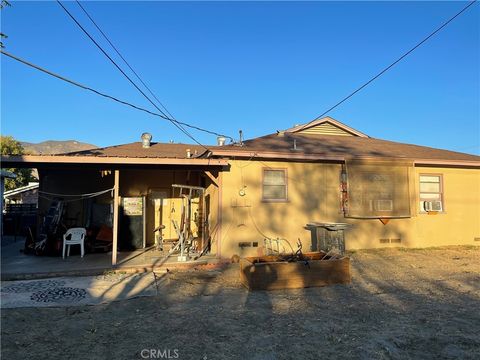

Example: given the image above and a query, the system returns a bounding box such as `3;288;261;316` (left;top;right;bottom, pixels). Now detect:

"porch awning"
1;155;229;168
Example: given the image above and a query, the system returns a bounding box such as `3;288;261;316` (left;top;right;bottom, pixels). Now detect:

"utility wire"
75;0;176;122
57;0;202;147
0;50;230;143
56;0;211;149
73;1;234;143
56;0;169;118
74;2;236;147
297;0;478;132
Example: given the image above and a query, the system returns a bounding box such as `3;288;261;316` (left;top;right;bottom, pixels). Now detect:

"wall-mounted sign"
122;197;143;216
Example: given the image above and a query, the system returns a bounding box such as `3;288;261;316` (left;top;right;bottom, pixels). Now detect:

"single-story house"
1;169;17;237
2;182;38;238
3;182;39;205
2;117;479;264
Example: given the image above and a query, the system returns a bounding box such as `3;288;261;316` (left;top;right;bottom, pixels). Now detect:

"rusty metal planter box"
239;252;351;291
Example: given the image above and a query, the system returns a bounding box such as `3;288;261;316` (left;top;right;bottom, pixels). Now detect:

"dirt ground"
2;246;479;360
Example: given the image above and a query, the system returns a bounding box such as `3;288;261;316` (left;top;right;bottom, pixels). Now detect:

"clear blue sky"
1;1;479;154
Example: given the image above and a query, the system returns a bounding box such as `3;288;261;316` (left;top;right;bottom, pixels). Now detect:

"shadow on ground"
1;247;479;360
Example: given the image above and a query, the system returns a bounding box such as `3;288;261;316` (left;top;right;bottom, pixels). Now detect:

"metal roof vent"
141;133;152;148
217;136;226;146
291;139;302;151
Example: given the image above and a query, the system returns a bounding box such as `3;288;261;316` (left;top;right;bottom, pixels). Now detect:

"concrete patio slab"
1;238;219;280
0;272;158;308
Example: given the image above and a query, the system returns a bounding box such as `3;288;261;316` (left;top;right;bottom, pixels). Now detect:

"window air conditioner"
369;199;393;211
424;200;442;212
376;199;393;211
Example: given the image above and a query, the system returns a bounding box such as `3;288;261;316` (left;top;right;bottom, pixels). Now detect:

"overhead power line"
56;0;212;149
0;50;231;142
297;0;478;132
75;0;176;122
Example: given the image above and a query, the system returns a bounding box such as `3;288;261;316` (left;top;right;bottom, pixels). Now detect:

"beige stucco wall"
219;160;480;258
38;162;480;259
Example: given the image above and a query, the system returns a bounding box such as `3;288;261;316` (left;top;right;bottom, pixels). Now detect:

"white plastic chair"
63;228;86;259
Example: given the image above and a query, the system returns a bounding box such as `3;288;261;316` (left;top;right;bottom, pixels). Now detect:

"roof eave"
1;155;229;167
210;150;480;167
211;149;344;161
413;159;480;167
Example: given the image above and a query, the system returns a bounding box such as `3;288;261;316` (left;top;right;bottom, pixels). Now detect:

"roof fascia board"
210;150;480;167
4;154;477;168
212;150;344;161
413;159;480;167
1;155;228;166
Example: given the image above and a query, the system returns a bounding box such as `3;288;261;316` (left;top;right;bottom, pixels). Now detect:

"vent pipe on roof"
217;136;226;146
141;133;152;148
186;149;191;158
239;130;244;146
292;139;302;151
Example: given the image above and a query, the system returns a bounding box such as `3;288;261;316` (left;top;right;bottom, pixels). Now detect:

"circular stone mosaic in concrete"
1;280;67;294
30;287;87;303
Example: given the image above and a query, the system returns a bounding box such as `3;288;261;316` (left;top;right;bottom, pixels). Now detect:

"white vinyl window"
262;169;287;202
419;174;444;212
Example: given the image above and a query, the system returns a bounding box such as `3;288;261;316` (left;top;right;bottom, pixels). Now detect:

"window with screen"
262;169;287;201
345;159;413;218
419;174;444;212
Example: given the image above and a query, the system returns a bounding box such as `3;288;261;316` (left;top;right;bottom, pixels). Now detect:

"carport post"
112;170;120;266
0;176;4;237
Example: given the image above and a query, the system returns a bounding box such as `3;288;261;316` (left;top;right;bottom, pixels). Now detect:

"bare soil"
2;247;479;360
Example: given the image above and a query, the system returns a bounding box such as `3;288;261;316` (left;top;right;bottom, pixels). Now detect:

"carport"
1;141;228;274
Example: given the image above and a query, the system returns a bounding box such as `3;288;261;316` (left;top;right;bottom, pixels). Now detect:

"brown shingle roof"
45;132;479;165
62;142;207;159
213;133;480;164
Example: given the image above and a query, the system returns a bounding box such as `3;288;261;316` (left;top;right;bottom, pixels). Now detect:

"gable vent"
301;122;354;136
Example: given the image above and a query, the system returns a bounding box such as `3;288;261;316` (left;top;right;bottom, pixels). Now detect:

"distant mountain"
21;140;98;155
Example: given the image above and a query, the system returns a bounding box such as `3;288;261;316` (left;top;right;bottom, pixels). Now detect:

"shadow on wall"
216;156;480;256
220;160;412;257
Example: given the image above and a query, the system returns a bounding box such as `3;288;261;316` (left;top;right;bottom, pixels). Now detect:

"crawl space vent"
379;238;402;244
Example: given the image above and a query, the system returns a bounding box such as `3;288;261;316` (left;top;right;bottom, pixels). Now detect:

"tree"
1;135;33;191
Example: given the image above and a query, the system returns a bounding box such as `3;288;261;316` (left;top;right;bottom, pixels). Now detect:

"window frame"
356;171;397;215
262;168;288;202
419;173;445;213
